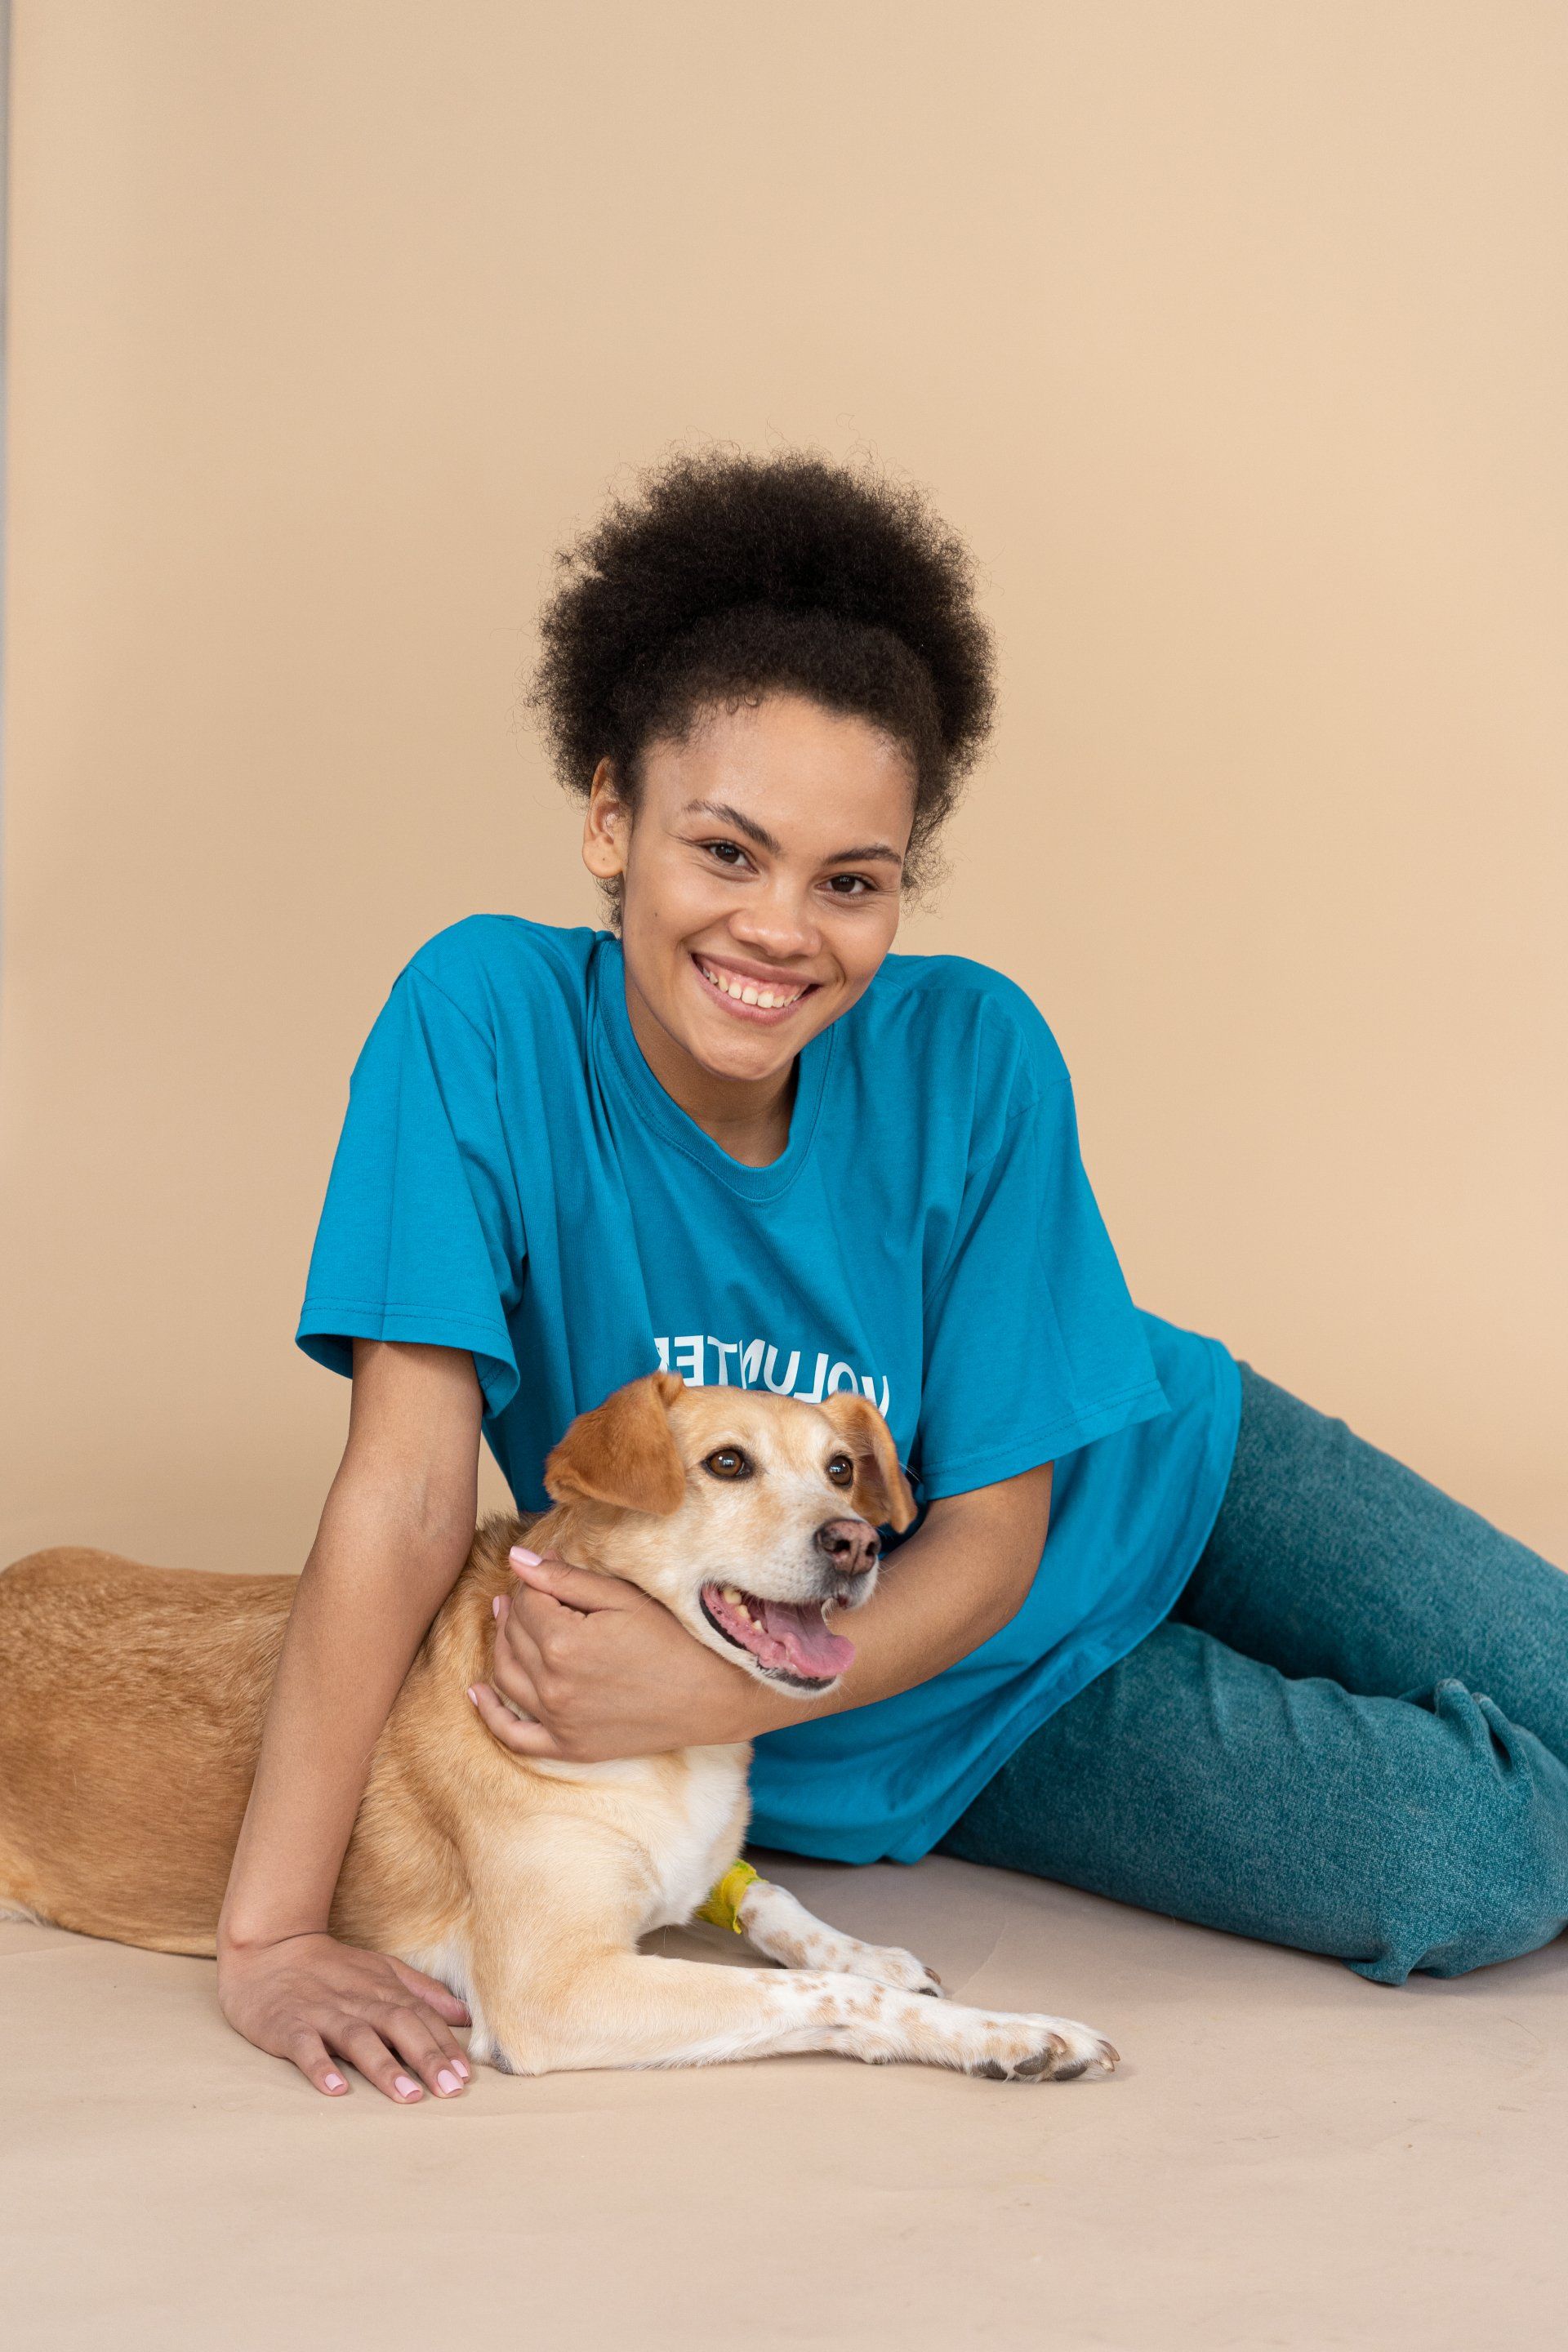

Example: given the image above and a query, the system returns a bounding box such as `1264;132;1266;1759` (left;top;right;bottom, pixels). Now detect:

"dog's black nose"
814;1518;880;1577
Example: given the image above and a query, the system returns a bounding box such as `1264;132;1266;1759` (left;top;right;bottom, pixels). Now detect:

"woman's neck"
623;973;797;1167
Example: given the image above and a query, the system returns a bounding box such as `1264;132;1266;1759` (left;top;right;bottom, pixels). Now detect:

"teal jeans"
939;1362;1568;1983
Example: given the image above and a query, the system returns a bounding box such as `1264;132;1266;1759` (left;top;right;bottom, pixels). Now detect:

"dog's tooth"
721;1585;742;1605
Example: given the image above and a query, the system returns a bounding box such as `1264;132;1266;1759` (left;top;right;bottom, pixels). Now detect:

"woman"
218;452;1568;2101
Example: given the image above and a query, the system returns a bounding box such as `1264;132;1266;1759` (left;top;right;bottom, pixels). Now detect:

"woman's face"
583;693;915;1089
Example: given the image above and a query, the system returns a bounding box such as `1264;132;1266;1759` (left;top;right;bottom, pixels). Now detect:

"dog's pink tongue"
757;1599;855;1681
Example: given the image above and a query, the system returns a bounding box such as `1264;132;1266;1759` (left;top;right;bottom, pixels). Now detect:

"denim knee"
1346;1681;1568;1985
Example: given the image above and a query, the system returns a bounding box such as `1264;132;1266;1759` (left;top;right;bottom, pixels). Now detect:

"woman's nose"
728;891;822;960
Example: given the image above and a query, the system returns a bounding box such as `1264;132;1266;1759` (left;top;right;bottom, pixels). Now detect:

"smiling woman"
582;697;915;1161
528;452;996;1160
214;447;1568;2105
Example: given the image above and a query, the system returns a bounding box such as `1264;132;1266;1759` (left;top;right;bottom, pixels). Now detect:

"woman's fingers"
488;1619;546;1721
220;1933;476;2105
386;1956;471;2031
380;1990;470;2084
287;2029;350;2096
467;1677;566;1757
493;1592;550;1693
509;1548;630;1615
333;2021;431;2102
377;2003;469;2097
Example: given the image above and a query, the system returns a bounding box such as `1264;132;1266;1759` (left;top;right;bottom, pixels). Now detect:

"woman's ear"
582;760;631;881
544;1372;688;1516
817;1393;918;1533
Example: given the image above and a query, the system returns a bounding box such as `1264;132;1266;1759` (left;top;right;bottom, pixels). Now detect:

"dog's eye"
826;1454;855;1487
703;1447;751;1481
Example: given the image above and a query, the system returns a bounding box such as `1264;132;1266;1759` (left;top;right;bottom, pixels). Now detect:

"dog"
0;1372;1118;2084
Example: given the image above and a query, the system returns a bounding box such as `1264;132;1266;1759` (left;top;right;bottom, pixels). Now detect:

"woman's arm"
216;1338;483;2103
470;1461;1054;1759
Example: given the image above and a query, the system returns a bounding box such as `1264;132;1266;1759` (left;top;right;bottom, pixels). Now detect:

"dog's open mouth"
700;1582;855;1686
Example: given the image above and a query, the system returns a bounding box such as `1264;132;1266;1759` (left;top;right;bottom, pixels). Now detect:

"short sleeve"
911;1036;1169;1499
295;964;525;1419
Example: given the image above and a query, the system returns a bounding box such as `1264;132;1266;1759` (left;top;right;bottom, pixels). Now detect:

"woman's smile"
578;694;915;1159
689;949;821;1025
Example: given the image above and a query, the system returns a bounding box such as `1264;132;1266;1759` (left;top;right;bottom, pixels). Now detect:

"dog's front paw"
847;1940;945;1998
966;2013;1120;2082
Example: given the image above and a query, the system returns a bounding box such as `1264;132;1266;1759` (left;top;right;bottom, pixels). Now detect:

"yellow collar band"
695;1858;760;1934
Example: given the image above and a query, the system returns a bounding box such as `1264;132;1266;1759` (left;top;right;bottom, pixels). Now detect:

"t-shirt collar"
592;935;834;1201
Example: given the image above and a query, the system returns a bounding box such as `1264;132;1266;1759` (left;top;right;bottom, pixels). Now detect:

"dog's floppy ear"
817;1392;918;1533
543;1372;688;1516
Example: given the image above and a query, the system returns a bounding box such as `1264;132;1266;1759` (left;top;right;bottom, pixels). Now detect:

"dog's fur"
0;1374;1117;2082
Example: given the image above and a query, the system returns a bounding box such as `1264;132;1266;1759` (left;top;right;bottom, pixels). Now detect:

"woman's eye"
704;1447;751;1481
825;874;873;897
826;1454;854;1486
704;840;750;869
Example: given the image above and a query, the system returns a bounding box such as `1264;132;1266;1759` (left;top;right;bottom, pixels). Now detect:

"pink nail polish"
323;2070;346;2091
510;1546;542;1567
394;2074;421;2100
466;1687;479;1705
492;1595;501;1618
452;2057;470;2079
436;2068;461;2095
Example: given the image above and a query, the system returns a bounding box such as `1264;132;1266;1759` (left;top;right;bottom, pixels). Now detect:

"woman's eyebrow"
682;800;782;853
825;843;904;867
681;799;902;868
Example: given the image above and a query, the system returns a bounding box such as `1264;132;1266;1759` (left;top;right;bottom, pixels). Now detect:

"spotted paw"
969;2016;1120;2082
845;1941;945;1998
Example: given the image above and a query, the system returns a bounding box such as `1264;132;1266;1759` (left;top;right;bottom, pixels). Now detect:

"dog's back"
0;1548;293;1953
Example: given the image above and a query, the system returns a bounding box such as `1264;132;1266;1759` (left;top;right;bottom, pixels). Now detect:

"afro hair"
528;449;995;898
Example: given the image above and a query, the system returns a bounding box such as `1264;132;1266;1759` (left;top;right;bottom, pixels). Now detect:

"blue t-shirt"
296;915;1241;1863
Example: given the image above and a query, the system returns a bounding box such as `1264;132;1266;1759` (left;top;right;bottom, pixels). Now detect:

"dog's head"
541;1374;916;1697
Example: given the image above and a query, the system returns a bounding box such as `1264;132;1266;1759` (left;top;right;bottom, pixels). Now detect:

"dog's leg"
728;1876;944;1997
481;1948;1117;2082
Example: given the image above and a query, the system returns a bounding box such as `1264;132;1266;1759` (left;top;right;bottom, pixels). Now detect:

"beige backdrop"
2;0;1564;1576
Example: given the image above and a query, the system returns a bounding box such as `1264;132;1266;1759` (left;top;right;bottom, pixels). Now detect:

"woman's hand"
468;1548;764;1760
217;1930;474;2103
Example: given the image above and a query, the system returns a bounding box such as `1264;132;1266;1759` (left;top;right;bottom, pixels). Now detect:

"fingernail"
452;2056;470;2079
510;1546;542;1567
436;2068;461;2095
466;1686;479;1706
394;2074;421;2100
323;2070;346;2092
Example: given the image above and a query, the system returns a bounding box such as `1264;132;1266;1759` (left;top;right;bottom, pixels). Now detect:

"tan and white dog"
0;1373;1118;2084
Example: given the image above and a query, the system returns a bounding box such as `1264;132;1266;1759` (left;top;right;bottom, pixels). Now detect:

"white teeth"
698;960;804;1009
